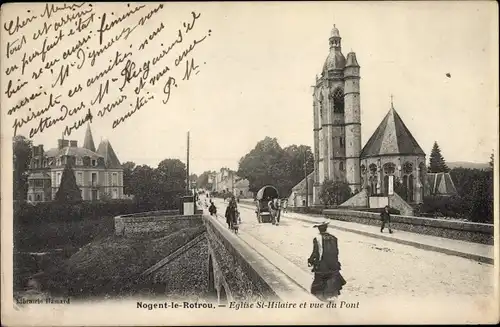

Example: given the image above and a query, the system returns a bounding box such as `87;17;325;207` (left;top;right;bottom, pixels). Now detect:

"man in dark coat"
225;196;238;229
308;221;346;302
380;205;393;233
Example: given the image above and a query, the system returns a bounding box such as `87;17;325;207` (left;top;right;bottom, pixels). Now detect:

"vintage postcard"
1;1;499;325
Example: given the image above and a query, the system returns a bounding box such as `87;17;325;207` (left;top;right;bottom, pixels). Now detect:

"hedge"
14;199;181;225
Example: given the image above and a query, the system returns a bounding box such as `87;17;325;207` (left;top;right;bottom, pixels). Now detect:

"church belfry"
313;24;362;205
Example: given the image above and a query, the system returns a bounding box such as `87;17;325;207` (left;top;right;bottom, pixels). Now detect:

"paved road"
209;198;494;301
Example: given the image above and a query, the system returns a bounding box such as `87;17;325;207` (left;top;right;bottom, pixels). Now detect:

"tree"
157;159;187;193
237;137;284;193
281;144;314;194
489;152;494;170
237;137;315;197
446;167;493;223
129;165;158;205
13;136;32;201
55;159;82;203
122;161;136;195
319;179;352;206
196;171;213;189
428;141;449;173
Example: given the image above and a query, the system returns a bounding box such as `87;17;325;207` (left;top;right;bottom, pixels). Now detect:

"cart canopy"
255;185;279;201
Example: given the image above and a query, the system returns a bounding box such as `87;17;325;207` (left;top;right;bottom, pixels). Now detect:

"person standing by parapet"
307;222;346;302
380;205;393;234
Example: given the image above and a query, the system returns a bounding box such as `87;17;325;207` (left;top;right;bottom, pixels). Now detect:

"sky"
2;1;498;175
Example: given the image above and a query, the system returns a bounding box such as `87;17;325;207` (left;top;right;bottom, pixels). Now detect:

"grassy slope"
38;225;206;298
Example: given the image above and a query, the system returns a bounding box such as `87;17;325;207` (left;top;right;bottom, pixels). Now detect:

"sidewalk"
237;202;494;265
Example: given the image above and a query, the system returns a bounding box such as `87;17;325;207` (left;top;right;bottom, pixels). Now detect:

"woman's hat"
313;221;329;228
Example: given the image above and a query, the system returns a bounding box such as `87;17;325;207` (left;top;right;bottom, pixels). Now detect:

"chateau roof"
427;172;458;195
361;106;425;158
97;139;121;169
45;146;103;159
83;124;96;152
291;172;314;195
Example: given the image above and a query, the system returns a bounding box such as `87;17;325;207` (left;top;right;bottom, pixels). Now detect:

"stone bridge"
114;209;315;303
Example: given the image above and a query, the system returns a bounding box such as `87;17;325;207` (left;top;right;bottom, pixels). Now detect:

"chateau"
310;25;430;209
27;124;125;202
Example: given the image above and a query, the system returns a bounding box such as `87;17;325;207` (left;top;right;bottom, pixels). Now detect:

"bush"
319;180;352;206
421;195;466;219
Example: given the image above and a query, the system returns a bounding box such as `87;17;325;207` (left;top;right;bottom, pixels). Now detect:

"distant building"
426;172;457;196
288;172;314;207
212;168;252;197
233;178;253;198
27;124;125;202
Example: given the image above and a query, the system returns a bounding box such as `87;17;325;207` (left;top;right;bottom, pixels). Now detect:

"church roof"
291;172;314;195
426;172;457;195
83;124;96;152
97;139;121;169
361;106;425;158
346;52;359;67
330;25;340;38
323;51;346;72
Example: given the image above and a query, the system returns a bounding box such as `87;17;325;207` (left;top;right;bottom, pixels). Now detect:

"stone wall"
324;209;494;244
114;213;203;237
147;236;210;299
203;215;277;302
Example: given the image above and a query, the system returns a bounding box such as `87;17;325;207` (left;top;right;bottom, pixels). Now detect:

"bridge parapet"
203;214;316;303
324;209;493;244
114;211;202;237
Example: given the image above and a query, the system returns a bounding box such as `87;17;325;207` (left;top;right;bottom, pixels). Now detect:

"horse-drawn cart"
255;185;279;223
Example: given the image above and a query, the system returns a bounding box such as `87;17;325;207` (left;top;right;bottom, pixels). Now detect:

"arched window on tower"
333;88;344;113
339;162;344;171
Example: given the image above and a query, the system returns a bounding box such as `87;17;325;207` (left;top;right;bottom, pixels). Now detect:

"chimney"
70;140;78;147
62;140;70;148
39;145;44;155
58;139;63;149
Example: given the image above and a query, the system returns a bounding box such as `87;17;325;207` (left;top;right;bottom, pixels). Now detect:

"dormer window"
91;159;97;167
56;158;61;166
76;158;83;166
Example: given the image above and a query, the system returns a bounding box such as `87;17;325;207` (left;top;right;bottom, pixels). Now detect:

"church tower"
313;25;362;205
344;51;362;192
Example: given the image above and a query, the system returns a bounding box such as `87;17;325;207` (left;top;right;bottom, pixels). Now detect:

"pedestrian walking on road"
274;198;281;225
380;206;393;234
308;221;346;302
268;198;278;225
282;199;288;213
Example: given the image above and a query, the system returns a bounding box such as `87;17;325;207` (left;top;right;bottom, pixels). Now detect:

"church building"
26;124;125;202
309;24;428;211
